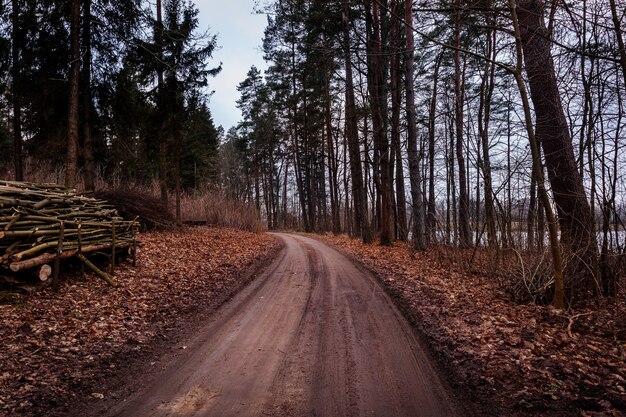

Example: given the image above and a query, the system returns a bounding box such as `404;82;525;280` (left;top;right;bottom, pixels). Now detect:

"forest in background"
0;0;222;211
0;0;625;308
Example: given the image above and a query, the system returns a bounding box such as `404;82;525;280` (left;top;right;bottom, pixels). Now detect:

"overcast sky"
195;1;268;131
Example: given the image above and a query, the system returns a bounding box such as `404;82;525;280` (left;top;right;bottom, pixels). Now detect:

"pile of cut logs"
0;181;138;286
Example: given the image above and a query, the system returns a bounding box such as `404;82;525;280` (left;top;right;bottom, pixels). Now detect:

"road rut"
106;233;459;417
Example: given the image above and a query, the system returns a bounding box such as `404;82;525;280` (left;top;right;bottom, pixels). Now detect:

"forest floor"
0;226;279;417
313;234;626;417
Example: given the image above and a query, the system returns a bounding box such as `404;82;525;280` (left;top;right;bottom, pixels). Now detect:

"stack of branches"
0;181;139;287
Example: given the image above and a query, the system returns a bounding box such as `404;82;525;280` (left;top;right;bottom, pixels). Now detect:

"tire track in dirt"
101;233;460;417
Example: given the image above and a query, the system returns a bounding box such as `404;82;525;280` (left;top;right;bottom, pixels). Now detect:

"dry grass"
179;189;265;233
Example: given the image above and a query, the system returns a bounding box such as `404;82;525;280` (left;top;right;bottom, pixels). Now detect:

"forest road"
105;233;460;417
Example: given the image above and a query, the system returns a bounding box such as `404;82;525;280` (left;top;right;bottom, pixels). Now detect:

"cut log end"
38;264;52;281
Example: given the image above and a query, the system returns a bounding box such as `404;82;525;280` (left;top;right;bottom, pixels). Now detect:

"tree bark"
369;0;392;245
517;0;599;299
66;0;80;188
390;0;407;241
405;0;425;250
427;53;442;243
324;72;341;235
454;0;470;247
175;132;181;224
343;2;371;243
509;0;563;309
477;29;497;250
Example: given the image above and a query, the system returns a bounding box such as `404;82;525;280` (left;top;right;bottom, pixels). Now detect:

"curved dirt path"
105;233;460;417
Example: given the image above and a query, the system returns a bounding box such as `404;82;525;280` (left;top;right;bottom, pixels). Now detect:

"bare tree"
516;0;599;301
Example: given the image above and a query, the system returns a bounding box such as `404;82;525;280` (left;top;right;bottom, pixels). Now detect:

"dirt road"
104;234;460;417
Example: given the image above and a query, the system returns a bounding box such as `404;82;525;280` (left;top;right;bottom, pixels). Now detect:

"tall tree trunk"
304;90;316;232
516;0;599;300
292;123;309;232
368;0;392;245
66;0;80;188
427;53;442;243
454;0;470;247
82;0;95;191
175;133;181;225
254;150;262;219
405;0;425;250
282;159;288;228
510;0;564;308
156;0;167;204
390;0;407;241
478;28;497;250
342;136;352;236
11;0;23;181
601;78;622;296
343;2;371;243
527;175;537;251
324;73;341;234
448;107;457;245
505;93;513;248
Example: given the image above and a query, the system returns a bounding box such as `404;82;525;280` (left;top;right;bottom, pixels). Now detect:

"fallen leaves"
316;234;626;417
0;226;278;417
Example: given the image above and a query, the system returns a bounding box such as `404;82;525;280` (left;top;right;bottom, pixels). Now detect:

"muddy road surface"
103;234;460;417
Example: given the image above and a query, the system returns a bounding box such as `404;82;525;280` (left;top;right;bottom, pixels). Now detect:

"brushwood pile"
0;181;139;286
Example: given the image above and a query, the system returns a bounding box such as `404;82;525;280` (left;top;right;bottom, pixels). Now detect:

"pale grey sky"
195;1;268;131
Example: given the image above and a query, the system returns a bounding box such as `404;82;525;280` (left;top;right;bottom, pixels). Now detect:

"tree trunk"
390;0;407;241
527;175;537;251
66;0;80;188
368;0;392;245
343;2;371;243
517;0;599;300
454;0;470;247
175;133;181;225
405;0;425;250
156;0;167;204
448;107;457;245
427;53;442;243
478;28;497;250
510;0;565;309
82;0;95;191
324;73;341;235
11;0;23;181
